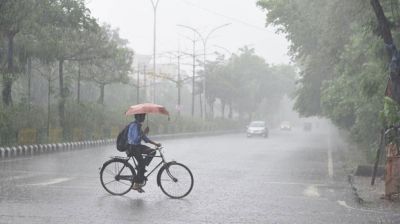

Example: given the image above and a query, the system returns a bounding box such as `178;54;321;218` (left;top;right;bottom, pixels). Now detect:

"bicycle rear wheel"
158;162;194;199
100;159;135;195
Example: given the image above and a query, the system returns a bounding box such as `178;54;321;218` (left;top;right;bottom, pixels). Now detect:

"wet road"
0;127;400;223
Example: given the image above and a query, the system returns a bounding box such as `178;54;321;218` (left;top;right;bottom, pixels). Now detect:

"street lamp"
150;0;161;103
212;44;232;57
177;23;231;119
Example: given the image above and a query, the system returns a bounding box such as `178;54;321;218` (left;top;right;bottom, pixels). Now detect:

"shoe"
132;182;145;193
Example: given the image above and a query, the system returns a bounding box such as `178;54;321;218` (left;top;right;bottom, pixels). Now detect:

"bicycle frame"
128;147;168;179
106;146;178;185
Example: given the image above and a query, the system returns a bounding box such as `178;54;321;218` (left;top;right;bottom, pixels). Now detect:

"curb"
0;139;114;159
0;130;240;159
348;174;365;204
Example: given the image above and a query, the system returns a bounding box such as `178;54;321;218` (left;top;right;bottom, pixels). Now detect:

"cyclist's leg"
141;145;156;166
128;145;146;183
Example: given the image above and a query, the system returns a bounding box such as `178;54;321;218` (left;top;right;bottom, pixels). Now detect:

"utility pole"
177;23;231;119
177;53;182;116
177;31;200;117
154;50;190;116
192;41;196;117
177;30;206;117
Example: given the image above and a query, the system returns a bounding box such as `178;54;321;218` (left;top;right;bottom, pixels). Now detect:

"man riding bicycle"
127;113;161;192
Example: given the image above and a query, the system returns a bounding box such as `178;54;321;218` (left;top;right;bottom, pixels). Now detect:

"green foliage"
206;47;296;120
0;102;48;145
85;25;134;104
257;0;398;150
382;97;400;126
0;101;241;146
258;0;370;117
321;76;356;129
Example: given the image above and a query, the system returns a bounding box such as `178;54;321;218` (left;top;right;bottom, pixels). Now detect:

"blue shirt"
127;121;150;145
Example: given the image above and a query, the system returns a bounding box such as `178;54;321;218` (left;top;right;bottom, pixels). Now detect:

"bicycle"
99;146;194;199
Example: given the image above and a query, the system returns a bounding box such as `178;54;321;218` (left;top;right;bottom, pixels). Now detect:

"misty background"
0;0;299;147
0;0;393;160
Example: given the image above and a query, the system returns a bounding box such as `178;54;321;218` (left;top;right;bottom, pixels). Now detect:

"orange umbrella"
125;103;169;116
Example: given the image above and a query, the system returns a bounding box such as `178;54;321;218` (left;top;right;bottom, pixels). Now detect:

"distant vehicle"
303;122;312;131
246;121;268;138
280;121;291;131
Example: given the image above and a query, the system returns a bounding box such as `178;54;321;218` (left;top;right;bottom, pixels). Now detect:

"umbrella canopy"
125;103;169;116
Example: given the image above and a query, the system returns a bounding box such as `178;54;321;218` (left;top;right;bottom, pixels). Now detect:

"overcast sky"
86;0;290;65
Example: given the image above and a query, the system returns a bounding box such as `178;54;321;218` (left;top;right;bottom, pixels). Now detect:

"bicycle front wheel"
158;162;194;199
100;159;135;196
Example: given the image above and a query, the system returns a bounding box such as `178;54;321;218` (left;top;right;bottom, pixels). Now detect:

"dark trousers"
126;145;156;183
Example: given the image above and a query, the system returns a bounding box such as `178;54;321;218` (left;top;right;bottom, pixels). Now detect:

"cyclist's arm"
142;134;161;147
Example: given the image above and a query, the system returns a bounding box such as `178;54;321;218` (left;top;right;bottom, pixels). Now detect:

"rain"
0;0;400;223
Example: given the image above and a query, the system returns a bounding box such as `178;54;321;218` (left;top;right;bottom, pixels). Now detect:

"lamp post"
212;44;233;57
150;0;160;103
177;23;231;119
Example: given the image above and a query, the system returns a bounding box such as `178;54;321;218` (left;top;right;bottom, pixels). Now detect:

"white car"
280;121;291;131
246;121;268;138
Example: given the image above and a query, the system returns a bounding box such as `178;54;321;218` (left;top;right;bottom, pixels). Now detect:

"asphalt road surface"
1;126;400;223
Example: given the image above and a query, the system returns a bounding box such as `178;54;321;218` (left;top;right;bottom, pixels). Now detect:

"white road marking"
327;134;334;178
45;185;99;190
281;195;328;201
262;181;325;186
0;170;97;179
22;177;72;186
303;185;320;197
1;173;38;182
336;200;391;214
337;200;352;209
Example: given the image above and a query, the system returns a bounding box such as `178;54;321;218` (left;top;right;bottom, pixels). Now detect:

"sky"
86;0;291;66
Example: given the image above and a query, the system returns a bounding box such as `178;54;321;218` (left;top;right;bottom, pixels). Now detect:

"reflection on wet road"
0;128;399;223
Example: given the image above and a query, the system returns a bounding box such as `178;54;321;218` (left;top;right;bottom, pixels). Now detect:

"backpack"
116;123;132;152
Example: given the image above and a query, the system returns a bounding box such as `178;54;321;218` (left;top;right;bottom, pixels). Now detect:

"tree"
256;0;400;147
205;47;296;120
36;0;100;130
257;0;365;117
0;0;37;106
33;60;58;139
86;26;133;105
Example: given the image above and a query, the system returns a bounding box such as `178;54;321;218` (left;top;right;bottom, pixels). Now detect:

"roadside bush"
0;101;242;146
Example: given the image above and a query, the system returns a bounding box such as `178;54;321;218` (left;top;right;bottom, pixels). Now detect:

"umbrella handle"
143;126;150;135
145;115;150;133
